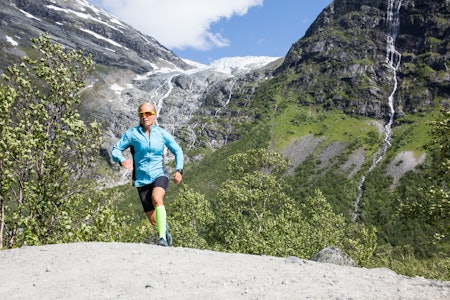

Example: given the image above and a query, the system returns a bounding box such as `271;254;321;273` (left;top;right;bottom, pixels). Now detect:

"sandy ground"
1;242;449;299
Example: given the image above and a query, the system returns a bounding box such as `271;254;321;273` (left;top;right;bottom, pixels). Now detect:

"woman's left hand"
173;171;182;185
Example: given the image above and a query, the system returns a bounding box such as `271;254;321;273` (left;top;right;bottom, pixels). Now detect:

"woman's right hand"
121;159;133;171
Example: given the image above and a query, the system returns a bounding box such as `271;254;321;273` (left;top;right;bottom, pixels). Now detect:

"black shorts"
137;176;169;212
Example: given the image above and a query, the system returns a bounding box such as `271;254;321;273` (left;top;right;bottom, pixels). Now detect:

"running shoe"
156;237;168;247
166;223;173;246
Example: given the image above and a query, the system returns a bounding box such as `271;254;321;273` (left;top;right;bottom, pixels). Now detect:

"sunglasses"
138;111;156;118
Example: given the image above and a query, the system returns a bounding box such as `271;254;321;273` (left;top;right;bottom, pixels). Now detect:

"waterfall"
352;0;402;221
153;74;177;123
214;79;237;117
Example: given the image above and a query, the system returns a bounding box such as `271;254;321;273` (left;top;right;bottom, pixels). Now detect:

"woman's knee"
152;188;166;207
152;196;164;207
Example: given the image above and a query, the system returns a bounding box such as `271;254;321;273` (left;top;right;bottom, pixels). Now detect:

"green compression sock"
155;205;167;239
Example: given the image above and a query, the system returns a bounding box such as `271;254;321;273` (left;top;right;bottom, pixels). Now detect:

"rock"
310;246;357;267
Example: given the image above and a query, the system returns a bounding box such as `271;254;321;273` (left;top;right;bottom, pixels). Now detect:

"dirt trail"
1;242;449;299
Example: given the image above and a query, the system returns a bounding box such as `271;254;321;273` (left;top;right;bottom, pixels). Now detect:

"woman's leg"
145;210;156;227
152;186;167;240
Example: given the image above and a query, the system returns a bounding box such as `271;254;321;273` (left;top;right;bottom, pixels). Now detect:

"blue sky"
87;0;332;64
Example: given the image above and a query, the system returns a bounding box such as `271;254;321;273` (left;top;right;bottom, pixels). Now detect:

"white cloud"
95;0;262;50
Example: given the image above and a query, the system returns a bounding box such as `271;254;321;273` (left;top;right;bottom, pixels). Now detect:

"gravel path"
1;242;449;299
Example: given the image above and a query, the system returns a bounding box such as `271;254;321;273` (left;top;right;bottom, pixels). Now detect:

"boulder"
310;246;357;267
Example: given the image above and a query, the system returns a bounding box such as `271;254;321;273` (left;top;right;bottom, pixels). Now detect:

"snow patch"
18;9;41;21
79;28;122;48
6;35;18;46
110;83;124;95
181;56;280;76
46;4;124;33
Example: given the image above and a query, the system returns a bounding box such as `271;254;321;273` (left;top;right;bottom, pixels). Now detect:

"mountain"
266;0;449;219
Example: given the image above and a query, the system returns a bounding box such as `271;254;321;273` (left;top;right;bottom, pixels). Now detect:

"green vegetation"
170;149;377;265
0;34;145;248
272;105;378;151
398;109;449;241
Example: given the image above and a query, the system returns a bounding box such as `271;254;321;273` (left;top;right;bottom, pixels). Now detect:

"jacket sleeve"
163;130;184;170
111;131;131;164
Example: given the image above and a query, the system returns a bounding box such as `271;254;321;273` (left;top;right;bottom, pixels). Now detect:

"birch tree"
0;33;101;248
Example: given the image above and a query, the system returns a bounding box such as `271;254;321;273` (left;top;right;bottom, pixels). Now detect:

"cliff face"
396;0;449;113
277;0;449;119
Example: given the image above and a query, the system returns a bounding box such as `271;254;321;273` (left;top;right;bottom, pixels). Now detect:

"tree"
168;186;215;248
212;149;366;259
425;108;450;233
399;109;450;241
214;170;306;256
0;33;101;248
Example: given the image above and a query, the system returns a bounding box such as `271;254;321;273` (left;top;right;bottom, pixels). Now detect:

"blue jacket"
111;125;184;187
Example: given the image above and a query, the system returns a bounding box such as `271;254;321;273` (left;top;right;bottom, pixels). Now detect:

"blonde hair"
138;102;156;113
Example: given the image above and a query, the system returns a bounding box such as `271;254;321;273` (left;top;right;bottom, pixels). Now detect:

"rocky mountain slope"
276;0;449;118
0;0;190;72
